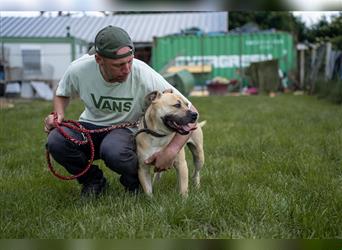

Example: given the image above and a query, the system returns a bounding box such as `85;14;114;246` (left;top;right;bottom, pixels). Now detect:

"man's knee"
47;129;66;154
47;127;83;155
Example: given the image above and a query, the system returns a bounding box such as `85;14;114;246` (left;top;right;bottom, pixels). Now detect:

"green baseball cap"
89;25;134;59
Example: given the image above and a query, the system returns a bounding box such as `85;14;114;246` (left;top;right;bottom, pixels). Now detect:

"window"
22;49;41;74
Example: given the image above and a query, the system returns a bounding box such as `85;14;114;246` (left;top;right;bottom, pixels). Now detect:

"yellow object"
167;65;212;74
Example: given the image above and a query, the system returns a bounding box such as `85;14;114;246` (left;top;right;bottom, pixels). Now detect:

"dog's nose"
191;112;198;122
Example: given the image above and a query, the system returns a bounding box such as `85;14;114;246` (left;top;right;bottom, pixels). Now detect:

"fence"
304;42;342;103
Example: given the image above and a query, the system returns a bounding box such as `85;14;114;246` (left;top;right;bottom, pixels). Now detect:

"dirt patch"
0;98;15;109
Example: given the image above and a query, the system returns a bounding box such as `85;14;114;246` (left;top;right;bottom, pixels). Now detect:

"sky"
292;11;340;26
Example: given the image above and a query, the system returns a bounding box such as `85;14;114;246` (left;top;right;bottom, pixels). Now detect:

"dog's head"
144;89;198;135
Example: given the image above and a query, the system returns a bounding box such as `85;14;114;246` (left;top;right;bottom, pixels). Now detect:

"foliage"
331;35;342;50
229;11;342;45
305;13;342;44
229;11;307;41
315;80;342;104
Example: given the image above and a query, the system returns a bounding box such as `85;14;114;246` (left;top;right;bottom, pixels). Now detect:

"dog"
135;90;205;197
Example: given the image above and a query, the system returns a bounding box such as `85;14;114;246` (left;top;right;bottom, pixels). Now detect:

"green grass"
1;95;342;239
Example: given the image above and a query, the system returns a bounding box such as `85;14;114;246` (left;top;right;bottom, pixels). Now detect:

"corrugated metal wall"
1;12;227;43
152;32;296;84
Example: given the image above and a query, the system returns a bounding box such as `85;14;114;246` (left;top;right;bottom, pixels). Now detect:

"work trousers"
46;121;140;192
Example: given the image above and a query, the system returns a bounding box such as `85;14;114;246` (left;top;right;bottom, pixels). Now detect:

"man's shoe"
119;175;142;195
81;178;108;198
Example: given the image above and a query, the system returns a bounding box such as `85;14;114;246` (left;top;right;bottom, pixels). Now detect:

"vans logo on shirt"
91;94;133;112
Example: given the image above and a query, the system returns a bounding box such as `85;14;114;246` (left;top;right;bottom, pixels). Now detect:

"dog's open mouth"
162;115;197;135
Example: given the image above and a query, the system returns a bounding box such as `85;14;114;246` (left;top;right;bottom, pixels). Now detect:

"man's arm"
53;96;70;122
144;105;198;172
44;95;70;133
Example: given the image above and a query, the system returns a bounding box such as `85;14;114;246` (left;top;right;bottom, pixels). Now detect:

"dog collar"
134;115;167;138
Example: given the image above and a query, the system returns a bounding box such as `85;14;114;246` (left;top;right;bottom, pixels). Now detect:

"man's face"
96;46;133;83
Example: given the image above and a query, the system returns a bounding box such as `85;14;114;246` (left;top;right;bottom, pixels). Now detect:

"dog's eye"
173;101;181;108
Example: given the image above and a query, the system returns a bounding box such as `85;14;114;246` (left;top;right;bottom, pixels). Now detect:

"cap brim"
88;46;96;55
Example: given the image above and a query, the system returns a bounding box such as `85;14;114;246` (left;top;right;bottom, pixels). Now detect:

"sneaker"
119;175;142;195
81;177;108;198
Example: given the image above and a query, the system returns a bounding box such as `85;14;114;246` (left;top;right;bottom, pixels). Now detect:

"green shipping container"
152;32;296;86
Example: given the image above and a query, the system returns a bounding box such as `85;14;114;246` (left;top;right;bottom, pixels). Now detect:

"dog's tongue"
181;124;197;132
171;121;197;133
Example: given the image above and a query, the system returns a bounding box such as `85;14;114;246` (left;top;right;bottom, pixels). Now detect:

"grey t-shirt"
56;54;190;127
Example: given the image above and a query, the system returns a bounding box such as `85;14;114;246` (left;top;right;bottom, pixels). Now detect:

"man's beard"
101;66;128;83
108;74;128;83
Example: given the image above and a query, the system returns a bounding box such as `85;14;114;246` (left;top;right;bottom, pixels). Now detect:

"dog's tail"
198;120;207;128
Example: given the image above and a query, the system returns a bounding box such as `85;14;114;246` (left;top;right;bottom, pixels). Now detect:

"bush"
330;81;342;104
315;80;342;104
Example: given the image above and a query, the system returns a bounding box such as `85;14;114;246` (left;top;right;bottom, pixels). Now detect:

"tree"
305;12;342;49
229;11;307;42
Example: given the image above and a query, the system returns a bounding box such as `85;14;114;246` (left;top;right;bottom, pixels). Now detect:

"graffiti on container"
175;54;273;68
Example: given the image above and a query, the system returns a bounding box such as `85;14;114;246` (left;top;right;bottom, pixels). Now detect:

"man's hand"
144;146;178;172
44;113;64;133
44;96;70;133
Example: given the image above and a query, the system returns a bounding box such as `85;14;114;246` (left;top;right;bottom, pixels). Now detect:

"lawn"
1;94;341;239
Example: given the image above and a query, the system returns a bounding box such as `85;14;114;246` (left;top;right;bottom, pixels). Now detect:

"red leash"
46;112;138;180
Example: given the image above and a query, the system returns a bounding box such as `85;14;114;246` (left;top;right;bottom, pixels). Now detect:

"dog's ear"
162;88;173;94
144;91;162;108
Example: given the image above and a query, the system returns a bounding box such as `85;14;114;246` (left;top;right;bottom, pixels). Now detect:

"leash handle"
46;112;138;181
46;112;94;180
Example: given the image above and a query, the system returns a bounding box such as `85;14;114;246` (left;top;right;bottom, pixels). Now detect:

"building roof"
1;12;228;43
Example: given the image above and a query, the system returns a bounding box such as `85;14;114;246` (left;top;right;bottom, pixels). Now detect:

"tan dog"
135;90;205;197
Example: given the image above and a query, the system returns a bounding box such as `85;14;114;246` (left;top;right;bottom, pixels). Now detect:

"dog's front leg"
174;149;189;197
138;164;153;197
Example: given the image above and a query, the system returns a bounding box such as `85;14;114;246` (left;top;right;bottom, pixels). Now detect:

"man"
44;25;198;197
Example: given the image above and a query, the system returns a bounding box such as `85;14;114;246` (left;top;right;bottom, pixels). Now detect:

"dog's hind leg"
138;165;153;197
174;149;188;197
152;172;163;183
187;141;204;188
